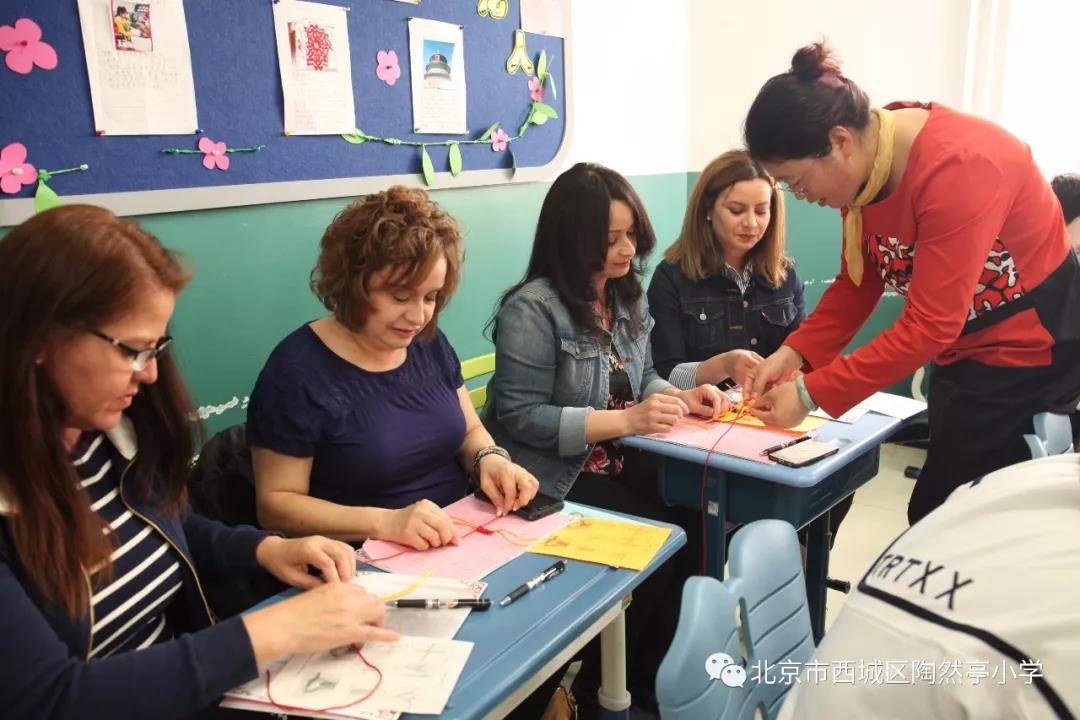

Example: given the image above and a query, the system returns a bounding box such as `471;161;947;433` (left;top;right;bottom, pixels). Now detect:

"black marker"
386;598;492;610
500;560;566;607
759;434;814;456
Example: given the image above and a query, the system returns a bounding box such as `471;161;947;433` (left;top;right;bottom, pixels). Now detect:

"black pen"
386;598;492;610
760;434;814;456
500;560;566;607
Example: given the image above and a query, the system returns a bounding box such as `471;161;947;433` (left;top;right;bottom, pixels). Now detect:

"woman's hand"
255;535;357;588
750;381;810;428
675;384;730;420
622;393;689;435
477;454;540;517
376;500;460;550
746;346;804;399
243;582;400;666
720;349;764;388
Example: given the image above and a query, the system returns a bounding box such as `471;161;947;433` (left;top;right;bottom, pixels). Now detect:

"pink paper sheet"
650;417;798;463
358;496;574;581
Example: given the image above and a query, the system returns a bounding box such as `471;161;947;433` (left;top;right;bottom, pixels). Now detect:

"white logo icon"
705;652;735;681
705;652;747;688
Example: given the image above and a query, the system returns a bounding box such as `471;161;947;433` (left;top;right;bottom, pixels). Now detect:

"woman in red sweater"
744;43;1080;524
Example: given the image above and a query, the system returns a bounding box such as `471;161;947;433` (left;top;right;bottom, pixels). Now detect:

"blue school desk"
621;411;904;643
247;507;686;719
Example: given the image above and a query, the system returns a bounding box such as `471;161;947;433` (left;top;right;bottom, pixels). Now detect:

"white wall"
685;0;971;169
565;1;689;175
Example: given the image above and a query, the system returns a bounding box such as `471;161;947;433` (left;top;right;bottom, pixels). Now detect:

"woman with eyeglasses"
246;186;538;550
743;43;1080;524
0;205;398;719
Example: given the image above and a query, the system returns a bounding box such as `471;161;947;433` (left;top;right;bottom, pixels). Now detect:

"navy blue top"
247;324;469;509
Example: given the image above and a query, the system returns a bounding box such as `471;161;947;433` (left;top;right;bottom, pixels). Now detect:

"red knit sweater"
786;103;1071;416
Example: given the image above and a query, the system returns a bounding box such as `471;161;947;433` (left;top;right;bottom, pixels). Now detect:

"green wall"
2;171;907;438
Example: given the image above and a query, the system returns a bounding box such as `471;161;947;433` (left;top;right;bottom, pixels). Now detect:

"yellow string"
377;570;433;603
451;516;538;546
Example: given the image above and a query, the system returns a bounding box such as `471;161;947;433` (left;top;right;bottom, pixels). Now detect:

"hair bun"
790;42;841;82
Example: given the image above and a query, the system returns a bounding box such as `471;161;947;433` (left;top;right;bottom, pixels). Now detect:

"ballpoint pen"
499;560;566;607
759;433;815;456
386;598;492;610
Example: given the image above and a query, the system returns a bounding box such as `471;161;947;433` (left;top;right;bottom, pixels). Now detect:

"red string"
698;401;749;575
264;644;383;713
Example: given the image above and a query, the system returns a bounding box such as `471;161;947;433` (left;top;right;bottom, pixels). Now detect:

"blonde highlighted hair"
665;150;790;287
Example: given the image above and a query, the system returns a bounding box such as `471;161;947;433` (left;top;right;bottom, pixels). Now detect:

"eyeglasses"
90;329;173;372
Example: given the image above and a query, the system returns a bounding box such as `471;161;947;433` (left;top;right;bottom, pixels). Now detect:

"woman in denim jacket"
648;150;806;390
484;162;726;716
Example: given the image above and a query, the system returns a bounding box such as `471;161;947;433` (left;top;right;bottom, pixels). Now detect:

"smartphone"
769;439;839;467
473;488;564;521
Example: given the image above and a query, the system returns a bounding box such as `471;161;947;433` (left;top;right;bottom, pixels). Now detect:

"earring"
705;216;711;223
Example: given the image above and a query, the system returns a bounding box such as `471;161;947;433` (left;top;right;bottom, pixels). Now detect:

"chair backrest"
460;352;495;410
657;520;814;720
1024;411;1074;458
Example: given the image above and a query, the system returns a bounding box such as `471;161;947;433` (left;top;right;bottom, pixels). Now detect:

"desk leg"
804;509;831;644
660;460;727;580
597;609;631;719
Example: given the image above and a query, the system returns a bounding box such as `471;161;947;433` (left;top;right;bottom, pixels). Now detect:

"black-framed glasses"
90;329;173;372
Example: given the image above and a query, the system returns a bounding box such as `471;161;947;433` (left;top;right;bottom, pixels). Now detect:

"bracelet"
794;375;819;412
472;445;511;477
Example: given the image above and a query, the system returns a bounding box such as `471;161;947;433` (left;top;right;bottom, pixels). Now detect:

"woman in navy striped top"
0;205;399;719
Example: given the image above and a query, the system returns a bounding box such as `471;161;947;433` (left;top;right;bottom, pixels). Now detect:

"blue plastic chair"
657;520;814;720
1023;412;1074;458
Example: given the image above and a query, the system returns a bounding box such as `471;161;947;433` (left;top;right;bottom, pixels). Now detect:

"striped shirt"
72;432;182;658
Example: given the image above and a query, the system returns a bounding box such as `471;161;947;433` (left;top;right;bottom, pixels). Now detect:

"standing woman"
744;43;1080;523
648;149;805;390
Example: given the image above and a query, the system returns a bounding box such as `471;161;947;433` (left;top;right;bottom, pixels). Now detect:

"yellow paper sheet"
714;407;829;435
528;517;671;571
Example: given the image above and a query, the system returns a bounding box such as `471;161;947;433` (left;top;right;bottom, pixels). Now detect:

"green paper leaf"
448;143;463;176
508;146;518;179
532;102;558;119
548;73;558;101
35;182;63;213
342;129;367;144
479;122;500;141
530;111;548;126
420;146;435;186
537;50;548;83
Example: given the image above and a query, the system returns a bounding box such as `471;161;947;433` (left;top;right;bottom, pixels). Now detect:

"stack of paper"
529;517;672;571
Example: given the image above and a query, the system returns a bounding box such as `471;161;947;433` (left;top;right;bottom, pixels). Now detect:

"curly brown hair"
311;186;463;340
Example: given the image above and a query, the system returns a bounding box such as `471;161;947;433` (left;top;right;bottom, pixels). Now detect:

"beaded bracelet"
472;445;511;477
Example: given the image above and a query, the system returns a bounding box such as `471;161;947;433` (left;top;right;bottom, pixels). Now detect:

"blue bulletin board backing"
0;0;569;223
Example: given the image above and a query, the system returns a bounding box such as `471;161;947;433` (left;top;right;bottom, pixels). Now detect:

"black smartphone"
472;488;564;521
769;439;839;467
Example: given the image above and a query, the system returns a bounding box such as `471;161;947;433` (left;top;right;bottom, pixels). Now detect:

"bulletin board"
0;0;570;225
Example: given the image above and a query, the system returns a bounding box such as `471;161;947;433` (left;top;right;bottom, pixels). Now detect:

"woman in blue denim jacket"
485;163;726;716
648;150;806;390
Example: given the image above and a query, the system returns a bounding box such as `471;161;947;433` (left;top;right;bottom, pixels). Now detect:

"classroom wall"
1;1;975;435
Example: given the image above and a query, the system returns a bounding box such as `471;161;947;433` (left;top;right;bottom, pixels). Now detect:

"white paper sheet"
520;0;567;37
76;0;198;135
811;392;927;423
408;18;466;134
273;0;356;135
353;572;486;640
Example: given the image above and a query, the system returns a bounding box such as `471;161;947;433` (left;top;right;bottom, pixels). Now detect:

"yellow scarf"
844;107;895;286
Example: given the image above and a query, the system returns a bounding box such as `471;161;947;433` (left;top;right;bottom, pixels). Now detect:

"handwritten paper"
529;517;671;571
408;18;467;134
76;0;198;135
360;496;574;581
273;0;356;135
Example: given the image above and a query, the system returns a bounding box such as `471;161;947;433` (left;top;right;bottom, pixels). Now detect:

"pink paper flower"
490;128;510;152
528;76;545;102
376;49;400;86
0;142;36;194
198;137;230;171
0;19;58;75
